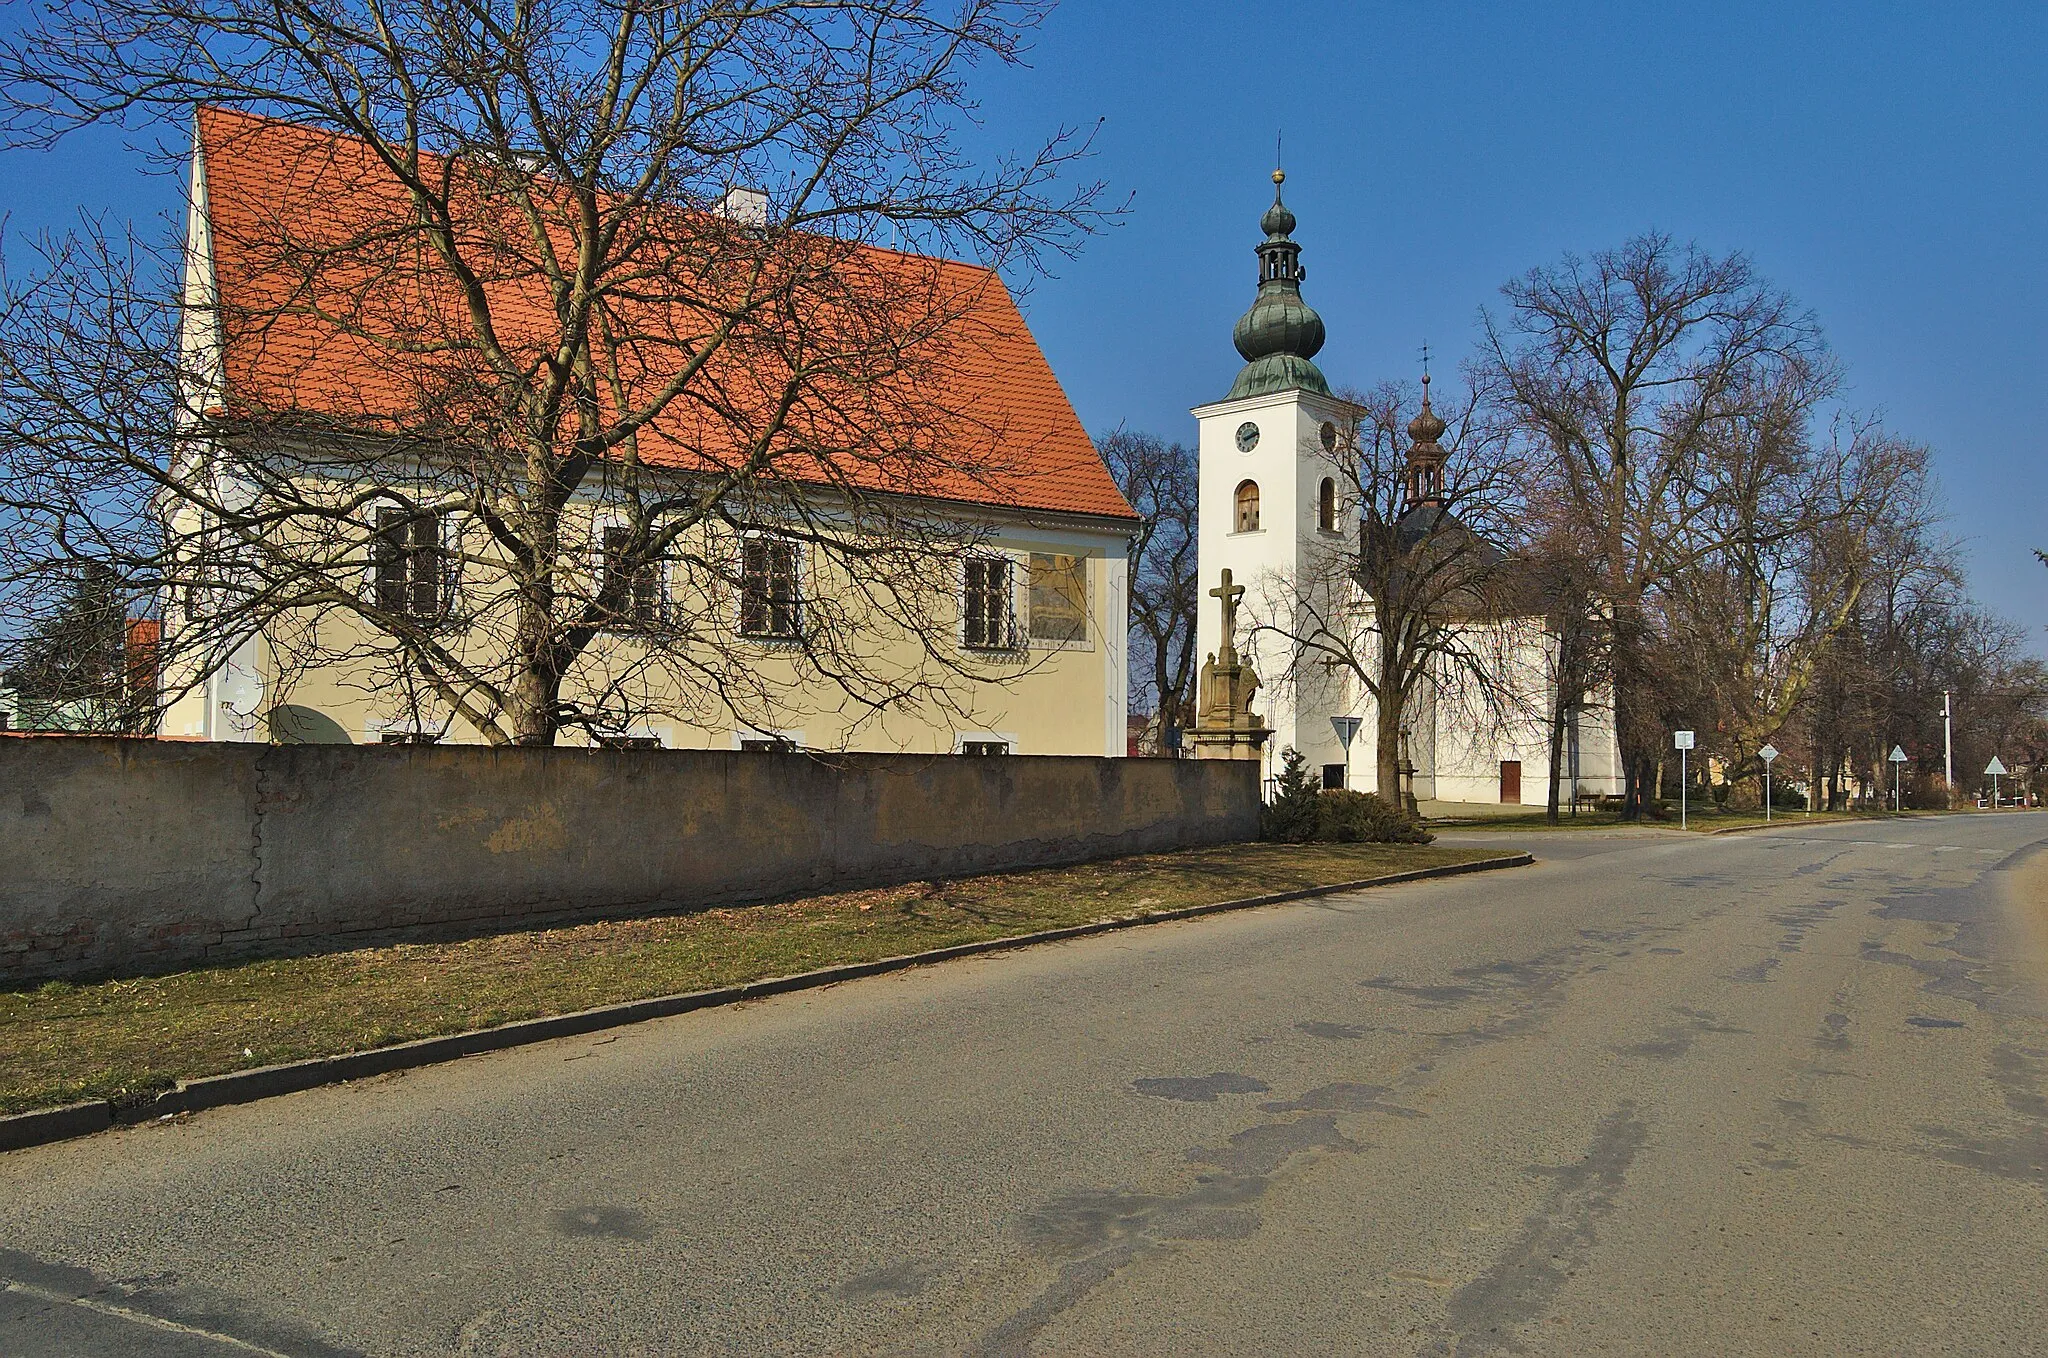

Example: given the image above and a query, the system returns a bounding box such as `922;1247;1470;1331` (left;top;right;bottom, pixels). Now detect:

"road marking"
0;1279;295;1355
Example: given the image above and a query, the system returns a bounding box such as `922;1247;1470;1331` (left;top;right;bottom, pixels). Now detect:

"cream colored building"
157;108;1137;756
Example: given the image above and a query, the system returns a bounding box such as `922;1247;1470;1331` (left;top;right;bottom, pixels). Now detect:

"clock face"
1235;421;1260;452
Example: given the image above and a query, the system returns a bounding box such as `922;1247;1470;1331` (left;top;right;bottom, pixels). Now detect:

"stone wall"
0;738;1259;983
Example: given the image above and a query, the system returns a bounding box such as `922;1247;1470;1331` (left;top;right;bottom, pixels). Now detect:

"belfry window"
1318;478;1337;532
1234;480;1261;533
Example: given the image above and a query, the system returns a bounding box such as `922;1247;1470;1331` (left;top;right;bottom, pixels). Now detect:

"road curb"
0;850;1533;1154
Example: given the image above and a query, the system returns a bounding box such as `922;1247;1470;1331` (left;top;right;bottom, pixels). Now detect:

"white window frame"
736;527;805;644
958;549;1025;651
732;726;804;751
1025;551;1094;652
591;509;671;630
593;723;666;750
366;499;451;623
365;715;453;745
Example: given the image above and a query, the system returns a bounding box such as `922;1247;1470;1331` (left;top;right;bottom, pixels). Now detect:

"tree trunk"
1376;687;1405;810
1545;692;1568;826
508;663;560;745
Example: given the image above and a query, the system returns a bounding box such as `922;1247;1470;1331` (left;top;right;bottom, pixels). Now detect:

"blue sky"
3;1;2042;651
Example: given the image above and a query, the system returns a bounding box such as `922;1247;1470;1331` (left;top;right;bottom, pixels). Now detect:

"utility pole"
1942;691;1954;808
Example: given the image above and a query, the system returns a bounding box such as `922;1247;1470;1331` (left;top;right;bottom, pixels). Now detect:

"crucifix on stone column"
1211;569;1245;664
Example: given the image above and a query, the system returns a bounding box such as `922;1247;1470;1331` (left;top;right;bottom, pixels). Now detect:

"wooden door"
1499;760;1522;804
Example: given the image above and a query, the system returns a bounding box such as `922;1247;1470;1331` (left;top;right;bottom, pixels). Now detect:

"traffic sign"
1758;744;1779;763
1674;731;1696;751
1986;756;2008;776
1889;746;1908;763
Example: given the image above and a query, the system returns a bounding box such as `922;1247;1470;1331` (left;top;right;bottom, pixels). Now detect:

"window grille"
962;557;1015;648
601;526;662;626
375;508;444;620
740;537;799;638
960;740;1010;756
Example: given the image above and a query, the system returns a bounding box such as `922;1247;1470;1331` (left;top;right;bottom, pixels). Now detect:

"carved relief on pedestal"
1188;569;1271;761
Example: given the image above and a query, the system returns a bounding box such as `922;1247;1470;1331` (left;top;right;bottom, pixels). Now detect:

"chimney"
715;186;770;230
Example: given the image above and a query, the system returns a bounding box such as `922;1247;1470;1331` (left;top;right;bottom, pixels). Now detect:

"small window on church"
1234;480;1261;533
1318;478;1337;532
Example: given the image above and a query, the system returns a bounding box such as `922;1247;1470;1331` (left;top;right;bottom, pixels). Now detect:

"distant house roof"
193;107;1137;524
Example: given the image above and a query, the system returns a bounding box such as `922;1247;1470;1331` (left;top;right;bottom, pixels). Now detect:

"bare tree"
0;0;1112;746
1653;414;1931;802
1808;502;2046;810
1252;378;1535;801
1518;507;1609;824
1099;429;1196;752
1481;232;1844;817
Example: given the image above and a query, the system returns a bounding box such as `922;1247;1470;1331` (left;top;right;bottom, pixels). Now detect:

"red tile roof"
195;107;1136;522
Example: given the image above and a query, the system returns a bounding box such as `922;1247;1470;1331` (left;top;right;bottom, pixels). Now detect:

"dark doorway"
1499;760;1522;804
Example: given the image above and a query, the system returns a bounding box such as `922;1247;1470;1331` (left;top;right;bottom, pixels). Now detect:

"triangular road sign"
1888;745;1908;762
1987;756;2009;776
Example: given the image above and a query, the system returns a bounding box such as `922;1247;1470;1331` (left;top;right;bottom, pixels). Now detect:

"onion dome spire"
1226;169;1330;400
1405;372;1447;507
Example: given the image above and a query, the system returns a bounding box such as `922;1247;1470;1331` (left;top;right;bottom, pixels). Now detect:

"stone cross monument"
1188;569;1271;761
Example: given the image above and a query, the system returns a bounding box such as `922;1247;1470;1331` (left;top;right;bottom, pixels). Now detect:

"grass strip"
0;840;1493;1116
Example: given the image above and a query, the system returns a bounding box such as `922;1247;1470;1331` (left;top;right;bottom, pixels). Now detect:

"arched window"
1318;477;1337;532
1234;480;1261;533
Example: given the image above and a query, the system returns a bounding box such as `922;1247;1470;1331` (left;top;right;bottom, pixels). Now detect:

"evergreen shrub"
1315;789;1434;844
1261;747;1321;843
1260;747;1433;844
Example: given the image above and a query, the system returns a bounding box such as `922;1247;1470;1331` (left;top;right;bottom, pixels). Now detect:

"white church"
1190;172;1622;808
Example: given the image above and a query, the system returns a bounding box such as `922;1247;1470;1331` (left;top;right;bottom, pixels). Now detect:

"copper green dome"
1227;169;1329;401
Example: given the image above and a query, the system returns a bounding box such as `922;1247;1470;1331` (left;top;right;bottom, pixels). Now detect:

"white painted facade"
1191;385;1356;785
1191;178;1623;807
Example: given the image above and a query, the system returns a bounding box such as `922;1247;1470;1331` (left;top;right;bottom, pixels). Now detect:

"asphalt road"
4;813;2046;1356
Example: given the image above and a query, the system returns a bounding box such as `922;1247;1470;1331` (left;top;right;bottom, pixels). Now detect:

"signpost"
1330;716;1362;790
1987;755;2008;808
1759;744;1779;822
1888;745;1908;811
1674;730;1695;830
1943;691;1955;808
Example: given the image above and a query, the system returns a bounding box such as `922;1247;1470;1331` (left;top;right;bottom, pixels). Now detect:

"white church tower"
1193;170;1361;789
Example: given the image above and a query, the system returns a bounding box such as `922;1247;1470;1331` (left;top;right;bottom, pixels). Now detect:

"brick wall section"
0;739;1259;983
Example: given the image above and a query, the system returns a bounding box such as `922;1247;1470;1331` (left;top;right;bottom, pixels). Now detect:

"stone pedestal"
1187;569;1270;761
